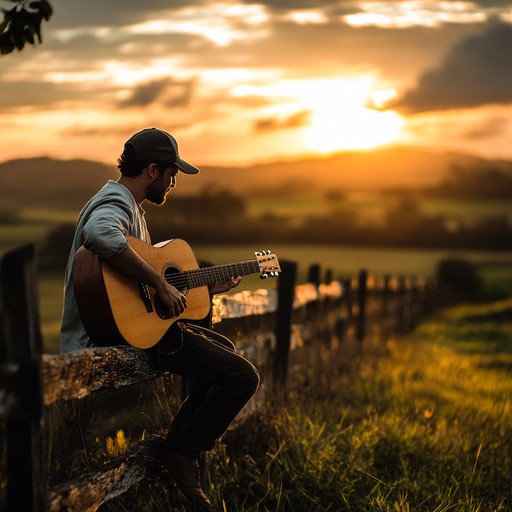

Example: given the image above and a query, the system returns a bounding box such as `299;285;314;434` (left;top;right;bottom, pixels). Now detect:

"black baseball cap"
124;128;200;174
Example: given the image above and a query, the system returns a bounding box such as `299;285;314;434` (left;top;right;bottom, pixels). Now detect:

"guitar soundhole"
155;266;187;320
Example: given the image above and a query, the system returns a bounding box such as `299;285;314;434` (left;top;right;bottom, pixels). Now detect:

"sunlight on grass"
104;429;128;461
207;298;512;511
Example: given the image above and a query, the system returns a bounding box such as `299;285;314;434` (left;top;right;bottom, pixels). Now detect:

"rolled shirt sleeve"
60;180;151;353
82;200;132;259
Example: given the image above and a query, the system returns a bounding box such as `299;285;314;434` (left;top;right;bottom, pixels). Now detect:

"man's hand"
209;276;242;296
154;280;188;318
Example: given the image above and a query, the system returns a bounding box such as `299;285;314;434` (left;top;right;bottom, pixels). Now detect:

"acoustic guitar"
72;236;280;349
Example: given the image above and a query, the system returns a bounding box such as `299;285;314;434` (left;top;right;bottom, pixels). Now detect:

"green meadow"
202;298;512;511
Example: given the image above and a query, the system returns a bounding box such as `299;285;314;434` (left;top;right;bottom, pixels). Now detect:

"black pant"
152;322;260;458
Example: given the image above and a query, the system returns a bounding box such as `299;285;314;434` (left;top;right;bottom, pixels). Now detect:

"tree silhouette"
0;0;53;55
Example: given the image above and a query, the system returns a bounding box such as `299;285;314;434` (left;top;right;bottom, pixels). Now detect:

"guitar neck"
166;260;261;290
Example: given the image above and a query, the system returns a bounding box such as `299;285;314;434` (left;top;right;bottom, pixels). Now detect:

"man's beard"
146;176;169;205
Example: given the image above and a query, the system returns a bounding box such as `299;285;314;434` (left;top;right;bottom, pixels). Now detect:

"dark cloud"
472;0;512;6
0;81;84;110
393;21;512;113
50;0;201;28
54;33;199;68
240;0;348;10
121;79;168;106
120;77;195;107
254;110;311;132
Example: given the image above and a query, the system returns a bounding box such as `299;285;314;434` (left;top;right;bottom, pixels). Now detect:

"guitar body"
72;237;211;349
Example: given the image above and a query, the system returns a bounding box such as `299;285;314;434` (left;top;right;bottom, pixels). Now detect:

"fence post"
341;278;352;317
273;260;297;392
356;269;368;345
306;263;321;288
381;274;390;318
396;275;406;334
0;244;46;512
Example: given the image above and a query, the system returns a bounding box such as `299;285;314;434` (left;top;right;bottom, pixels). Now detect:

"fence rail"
0;245;435;512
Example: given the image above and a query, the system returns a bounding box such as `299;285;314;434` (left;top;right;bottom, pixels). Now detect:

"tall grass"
201;299;512;511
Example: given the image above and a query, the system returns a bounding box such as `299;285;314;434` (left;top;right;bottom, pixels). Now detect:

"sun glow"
266;77;403;153
301;78;403;152
231;76;403;154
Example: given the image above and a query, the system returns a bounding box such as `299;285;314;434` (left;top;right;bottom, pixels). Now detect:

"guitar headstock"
255;250;281;279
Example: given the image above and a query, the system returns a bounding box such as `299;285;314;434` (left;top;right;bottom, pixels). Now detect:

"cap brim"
176;158;200;174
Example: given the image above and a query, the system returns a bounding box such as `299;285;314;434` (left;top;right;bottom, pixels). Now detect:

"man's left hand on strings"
209;276;242;295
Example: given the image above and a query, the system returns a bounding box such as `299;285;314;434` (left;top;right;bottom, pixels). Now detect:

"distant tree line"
36;187;511;270
424;163;512;200
145;190;512;250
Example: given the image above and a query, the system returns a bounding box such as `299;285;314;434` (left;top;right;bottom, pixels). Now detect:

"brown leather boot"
159;448;213;510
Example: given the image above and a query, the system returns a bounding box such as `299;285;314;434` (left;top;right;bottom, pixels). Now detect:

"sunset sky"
1;0;511;166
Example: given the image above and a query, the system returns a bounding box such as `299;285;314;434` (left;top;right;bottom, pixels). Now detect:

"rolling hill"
0;147;507;211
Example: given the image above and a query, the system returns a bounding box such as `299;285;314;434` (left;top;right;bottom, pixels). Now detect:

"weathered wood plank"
212;288;278;324
211;282;343;324
42;284;345;405
42;346;164;406
47;435;163;512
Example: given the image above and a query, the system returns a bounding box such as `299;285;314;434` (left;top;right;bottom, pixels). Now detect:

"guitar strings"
166;263;259;288
162;260;275;289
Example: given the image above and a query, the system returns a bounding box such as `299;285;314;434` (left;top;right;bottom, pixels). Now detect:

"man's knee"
240;361;260;397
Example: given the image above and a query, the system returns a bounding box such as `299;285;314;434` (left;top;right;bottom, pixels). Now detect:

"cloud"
50;0;195;28
392;21;512;113
62;120;195;138
121;79;167;106
3;0;511;164
472;0;512;6
5;1;478;82
120;77;195;107
254;110;311;132
0;81;84;110
240;0;350;11
462;116;510;140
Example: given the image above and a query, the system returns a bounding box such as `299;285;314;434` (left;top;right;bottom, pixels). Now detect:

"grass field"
246;193;512;225
202;298;512;511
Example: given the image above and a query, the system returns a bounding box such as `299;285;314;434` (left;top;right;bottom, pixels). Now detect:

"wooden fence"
0;245;436;512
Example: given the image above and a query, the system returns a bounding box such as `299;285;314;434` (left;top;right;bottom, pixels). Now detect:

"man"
61;128;260;510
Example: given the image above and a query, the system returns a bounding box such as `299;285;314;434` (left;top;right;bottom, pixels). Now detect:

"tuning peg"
260;273;269;279
255;251;262;256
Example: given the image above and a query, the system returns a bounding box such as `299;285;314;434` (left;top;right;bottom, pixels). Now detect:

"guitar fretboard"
165;260;262;290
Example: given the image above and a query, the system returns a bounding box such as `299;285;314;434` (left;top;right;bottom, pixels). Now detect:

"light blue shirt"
60;181;151;353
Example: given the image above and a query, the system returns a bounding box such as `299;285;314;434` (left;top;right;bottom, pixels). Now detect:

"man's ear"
145;163;158;179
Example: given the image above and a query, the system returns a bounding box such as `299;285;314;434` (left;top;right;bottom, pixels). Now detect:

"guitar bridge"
138;282;154;313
